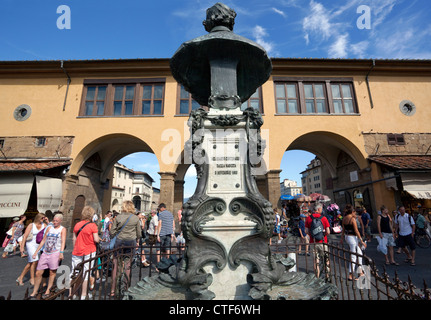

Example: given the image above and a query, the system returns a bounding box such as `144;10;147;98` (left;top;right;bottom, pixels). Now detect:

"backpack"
310;214;325;241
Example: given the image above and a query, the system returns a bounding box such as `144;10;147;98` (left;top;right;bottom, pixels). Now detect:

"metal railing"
20;238;430;301
270;237;431;300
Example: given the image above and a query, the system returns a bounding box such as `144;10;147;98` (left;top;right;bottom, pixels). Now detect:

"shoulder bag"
109;214;133;250
36;226;47;244
26;226;34;242
76;221;91;237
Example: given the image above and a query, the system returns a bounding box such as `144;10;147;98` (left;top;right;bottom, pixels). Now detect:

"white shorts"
382;232;396;247
71;252;96;279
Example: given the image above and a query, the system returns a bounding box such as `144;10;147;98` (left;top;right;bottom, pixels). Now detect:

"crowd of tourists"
272;201;430;280
2;198;430;299
1;200;179;300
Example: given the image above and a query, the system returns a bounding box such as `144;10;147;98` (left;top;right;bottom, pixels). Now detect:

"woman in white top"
29;213;67;299
17;213;47;286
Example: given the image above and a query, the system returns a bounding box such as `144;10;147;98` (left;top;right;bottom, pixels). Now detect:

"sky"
1;0;431;198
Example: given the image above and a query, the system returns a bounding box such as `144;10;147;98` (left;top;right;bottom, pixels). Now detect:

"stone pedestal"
124;2;338;301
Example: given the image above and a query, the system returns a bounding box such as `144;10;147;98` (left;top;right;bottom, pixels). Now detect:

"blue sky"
1;0;430;197
1;0;430;60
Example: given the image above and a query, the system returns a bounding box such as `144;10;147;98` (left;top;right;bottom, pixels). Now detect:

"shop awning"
400;172;431;199
35;176;62;213
0;175;34;218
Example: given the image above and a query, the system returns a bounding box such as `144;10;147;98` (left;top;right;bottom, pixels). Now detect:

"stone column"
266;169;282;210
255;175;268;199
158;172;177;212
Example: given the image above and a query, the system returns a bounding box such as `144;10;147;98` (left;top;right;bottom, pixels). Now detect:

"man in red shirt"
71;206;100;300
305;203;330;278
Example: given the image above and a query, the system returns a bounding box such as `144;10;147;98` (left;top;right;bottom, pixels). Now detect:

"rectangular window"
0;139;4;149
80;79;165;117
275;83;298;114
241;88;264;113
35;137;46;147
114;85;135;116
331;83;354;114
387;133;405;145
142;84;164;115
85;86;107;116
177;85;201;115
176;85;264;115
274;78;358;115
304;83;327;113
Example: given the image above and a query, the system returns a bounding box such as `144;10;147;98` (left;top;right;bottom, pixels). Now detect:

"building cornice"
1;58;431;77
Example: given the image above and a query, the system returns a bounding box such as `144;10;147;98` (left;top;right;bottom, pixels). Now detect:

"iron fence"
19;238;430;301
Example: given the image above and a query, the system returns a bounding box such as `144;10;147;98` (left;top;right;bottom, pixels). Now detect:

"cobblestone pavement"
1;234;429;300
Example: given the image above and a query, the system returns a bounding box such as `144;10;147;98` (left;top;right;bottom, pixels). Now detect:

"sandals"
347;273;358;281
391;262;399;266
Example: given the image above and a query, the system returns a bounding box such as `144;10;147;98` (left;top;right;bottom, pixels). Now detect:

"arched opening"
63;135;160;229
279;131;373;216
118;151;160;213
111;198;120;212
133;195;142;211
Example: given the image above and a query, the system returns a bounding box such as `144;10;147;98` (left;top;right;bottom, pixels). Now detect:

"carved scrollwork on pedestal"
178;197;228;299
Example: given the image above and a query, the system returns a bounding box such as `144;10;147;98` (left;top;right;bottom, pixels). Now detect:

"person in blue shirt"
298;214;309;255
361;207;372;242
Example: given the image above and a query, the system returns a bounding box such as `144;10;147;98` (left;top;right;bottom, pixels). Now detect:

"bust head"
202;2;236;32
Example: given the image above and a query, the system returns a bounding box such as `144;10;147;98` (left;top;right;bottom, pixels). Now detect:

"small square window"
36;137;46;147
387;134;405;145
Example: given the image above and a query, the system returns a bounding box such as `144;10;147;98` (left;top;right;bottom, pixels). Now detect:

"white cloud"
371;0;397;29
328;33;349;58
272;7;287;18
350;40;369;58
253;25;275;56
302;0;334;40
304;33;310;46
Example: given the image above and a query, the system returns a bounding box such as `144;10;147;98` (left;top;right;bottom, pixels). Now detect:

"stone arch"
133;195;142;212
70;133;157;183
284;131;369;179
64;133;159;229
111;198;120;212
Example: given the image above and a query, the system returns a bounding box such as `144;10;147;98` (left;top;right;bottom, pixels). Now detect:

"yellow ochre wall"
1;58;430;217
